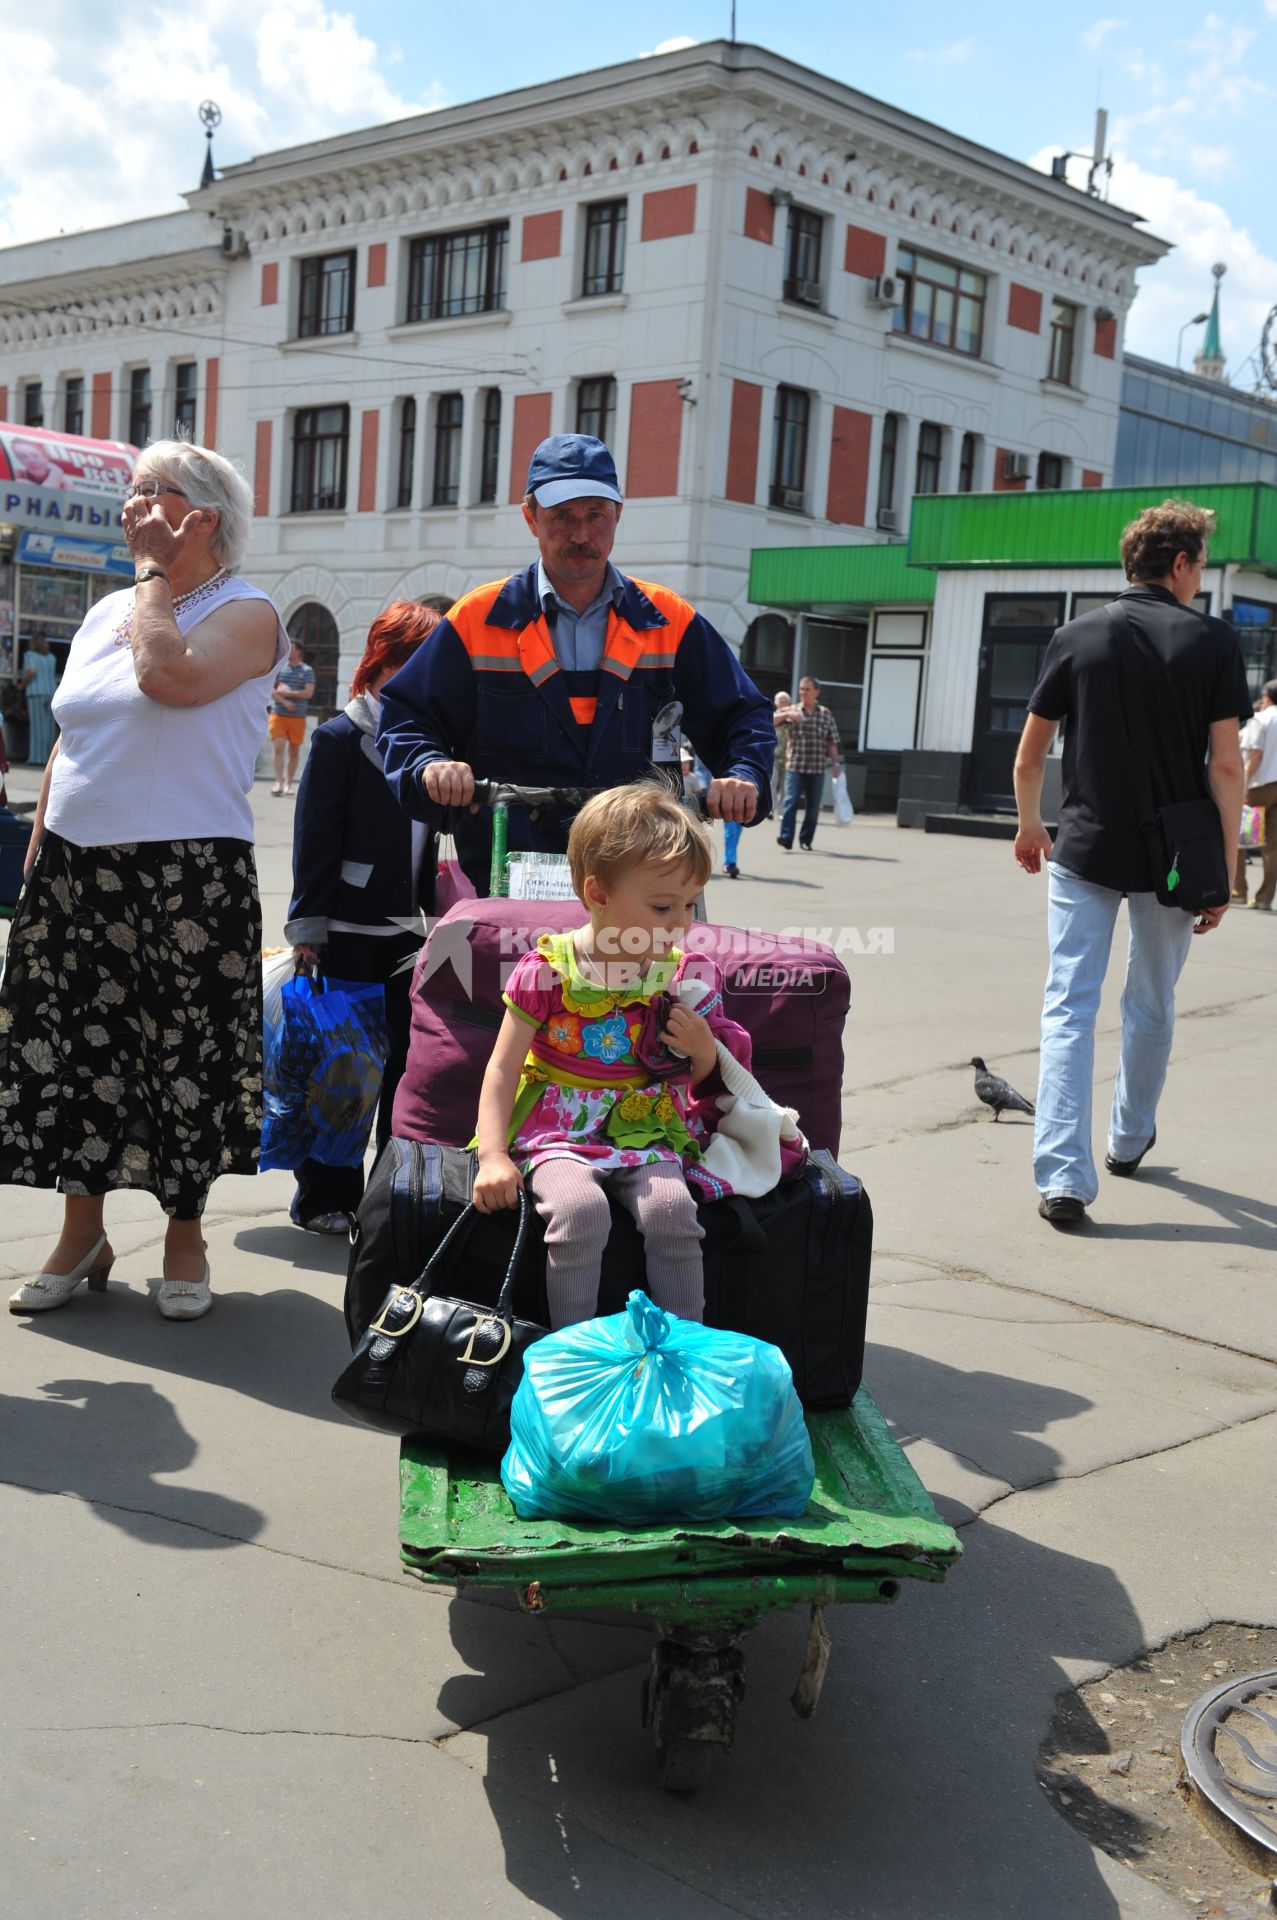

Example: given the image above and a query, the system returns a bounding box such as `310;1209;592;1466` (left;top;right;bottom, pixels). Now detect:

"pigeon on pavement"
970;1056;1035;1121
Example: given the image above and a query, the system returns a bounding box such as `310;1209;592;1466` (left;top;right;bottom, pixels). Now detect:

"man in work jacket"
378;433;774;891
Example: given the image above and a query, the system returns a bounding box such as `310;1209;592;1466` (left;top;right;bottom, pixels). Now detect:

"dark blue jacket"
285;698;430;946
377;562;773;890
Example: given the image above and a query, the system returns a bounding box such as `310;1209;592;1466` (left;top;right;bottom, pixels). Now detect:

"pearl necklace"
112;568;231;647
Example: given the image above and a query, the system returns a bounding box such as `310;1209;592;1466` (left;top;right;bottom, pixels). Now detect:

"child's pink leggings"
528;1156;705;1329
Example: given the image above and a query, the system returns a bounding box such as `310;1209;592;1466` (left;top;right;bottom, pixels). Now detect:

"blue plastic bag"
261;967;387;1171
501;1291;815;1525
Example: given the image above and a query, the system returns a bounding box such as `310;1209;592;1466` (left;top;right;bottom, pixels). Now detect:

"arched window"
287;602;341;716
740;613;795;702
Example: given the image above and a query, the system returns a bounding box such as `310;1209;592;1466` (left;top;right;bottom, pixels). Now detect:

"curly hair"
350;601;441;696
567;781;714;897
1120;499;1217;583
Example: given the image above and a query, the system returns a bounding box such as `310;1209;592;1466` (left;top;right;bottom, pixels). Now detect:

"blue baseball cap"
526;433;623;508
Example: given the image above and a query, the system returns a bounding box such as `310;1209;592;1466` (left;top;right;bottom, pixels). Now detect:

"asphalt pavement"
2;766;1274;1920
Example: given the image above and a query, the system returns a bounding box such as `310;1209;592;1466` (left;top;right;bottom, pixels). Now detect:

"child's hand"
473;1154;524;1212
661;1003;717;1084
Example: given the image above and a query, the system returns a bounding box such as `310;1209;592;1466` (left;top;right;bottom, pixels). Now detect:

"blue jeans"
722;820;742;867
1034;862;1195;1204
779;770;824;848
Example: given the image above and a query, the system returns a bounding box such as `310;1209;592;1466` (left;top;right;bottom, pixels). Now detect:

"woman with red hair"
284;599;442;1231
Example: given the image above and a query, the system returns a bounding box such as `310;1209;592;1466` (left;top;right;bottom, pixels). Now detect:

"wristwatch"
134;567;169;586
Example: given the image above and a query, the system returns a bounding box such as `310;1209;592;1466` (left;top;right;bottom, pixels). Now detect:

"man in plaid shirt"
775;676;842;850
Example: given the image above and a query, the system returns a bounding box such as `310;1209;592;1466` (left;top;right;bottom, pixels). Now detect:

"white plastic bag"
832;770;854;826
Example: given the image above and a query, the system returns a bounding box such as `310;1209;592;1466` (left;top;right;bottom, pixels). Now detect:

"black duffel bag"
346;1140;871;1410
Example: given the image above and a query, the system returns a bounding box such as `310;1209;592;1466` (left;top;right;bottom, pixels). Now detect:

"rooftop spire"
199;100;222;191
1194;263;1227;382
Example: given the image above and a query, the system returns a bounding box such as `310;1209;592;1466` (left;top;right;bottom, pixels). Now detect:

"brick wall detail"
358;408;380;512
253;420;272;517
367;243;387;288
1094;313;1117;358
522;211;562;261
724;380;762;504
641;186;696;241
827;407;873;525
204;360;219;447
992;447;1028;492
1081;468;1103;489
509;391;553;503
843;225;886;278
744;188;774;245
261;262;279;305
1007;283;1042;333
626;380;683;497
91;371;111;439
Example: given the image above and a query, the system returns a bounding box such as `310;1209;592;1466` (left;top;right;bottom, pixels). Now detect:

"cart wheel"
657;1737;719;1795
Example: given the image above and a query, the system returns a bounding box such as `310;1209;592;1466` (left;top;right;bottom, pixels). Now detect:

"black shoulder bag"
1111;604;1230;913
332;1188;547;1454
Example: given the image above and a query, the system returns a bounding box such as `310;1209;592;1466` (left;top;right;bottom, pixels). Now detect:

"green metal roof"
748;540;935;608
907;481;1277;573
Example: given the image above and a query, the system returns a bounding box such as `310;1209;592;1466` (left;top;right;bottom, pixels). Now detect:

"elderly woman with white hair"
1;440;290;1322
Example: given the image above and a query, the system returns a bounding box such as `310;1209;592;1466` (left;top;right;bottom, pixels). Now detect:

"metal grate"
1181;1669;1277;1872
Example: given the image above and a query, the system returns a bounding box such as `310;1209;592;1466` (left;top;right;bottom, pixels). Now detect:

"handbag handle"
409;1185;531;1323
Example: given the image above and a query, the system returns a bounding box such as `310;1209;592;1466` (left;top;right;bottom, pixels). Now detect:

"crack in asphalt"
951;1400;1277;1533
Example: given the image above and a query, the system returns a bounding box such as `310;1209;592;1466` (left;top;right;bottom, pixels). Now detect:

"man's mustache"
564;545;599;557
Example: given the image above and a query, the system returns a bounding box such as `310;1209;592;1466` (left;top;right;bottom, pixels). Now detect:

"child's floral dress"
502;931;751;1191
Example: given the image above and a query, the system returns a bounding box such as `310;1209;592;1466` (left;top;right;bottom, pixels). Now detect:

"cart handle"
470;781;611;812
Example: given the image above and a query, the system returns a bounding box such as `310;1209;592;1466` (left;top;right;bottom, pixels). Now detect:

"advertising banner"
0;422;136;544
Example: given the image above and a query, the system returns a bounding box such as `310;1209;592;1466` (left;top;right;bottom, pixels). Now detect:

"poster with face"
0;425;135;498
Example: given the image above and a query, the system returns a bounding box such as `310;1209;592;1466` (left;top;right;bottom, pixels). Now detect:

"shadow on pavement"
1085;1168;1277;1249
10;1281;349;1424
234;1220;353;1276
429;1353;1131;1918
0;1378;264;1547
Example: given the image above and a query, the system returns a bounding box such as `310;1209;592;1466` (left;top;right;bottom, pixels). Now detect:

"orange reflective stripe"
448;579;515;660
568;696;597;726
516;617;559;686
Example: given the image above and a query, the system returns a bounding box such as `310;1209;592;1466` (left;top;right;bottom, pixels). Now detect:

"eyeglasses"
125;479;188;501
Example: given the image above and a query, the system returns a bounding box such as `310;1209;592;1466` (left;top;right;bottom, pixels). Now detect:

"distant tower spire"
1194;263;1227;382
199;100;222;190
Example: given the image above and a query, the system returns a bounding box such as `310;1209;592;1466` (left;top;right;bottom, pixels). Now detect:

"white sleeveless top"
47;575;291;849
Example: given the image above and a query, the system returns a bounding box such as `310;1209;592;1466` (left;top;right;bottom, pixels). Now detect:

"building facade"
0;39;1166;713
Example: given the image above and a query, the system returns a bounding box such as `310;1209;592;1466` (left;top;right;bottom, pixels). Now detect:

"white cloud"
0;1;445;249
904;38;978;65
1081;17;1127;52
1030;143;1277;380
638;36;699;58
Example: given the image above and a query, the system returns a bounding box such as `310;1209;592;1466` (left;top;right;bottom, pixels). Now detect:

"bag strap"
410;1186;530;1323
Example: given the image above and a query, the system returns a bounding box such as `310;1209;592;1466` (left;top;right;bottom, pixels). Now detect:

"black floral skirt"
0;831;263;1217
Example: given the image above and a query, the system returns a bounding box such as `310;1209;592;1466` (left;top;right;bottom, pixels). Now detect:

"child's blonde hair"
568;782;714;897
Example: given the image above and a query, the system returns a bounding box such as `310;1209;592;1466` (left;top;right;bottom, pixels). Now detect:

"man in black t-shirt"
1013;500;1249;1226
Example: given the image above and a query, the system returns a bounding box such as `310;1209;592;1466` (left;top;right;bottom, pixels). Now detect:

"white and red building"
0;39;1167;721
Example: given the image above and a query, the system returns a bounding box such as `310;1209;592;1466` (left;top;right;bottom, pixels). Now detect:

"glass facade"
1115;357;1277;489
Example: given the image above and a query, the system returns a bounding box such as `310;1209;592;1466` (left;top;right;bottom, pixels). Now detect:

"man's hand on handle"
705;777;758;825
423;760;477;810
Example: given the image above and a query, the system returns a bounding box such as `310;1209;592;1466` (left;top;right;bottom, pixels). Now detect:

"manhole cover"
1182;1671;1277;1874
1038;1623;1277;1918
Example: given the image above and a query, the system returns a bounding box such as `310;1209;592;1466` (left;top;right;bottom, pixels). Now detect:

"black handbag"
1112;605;1230;913
332;1187;547;1454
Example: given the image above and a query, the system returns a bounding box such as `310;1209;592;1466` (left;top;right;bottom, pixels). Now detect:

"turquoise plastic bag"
501;1290;815;1525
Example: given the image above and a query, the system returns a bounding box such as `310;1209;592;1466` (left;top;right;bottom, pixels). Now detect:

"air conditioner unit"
877;507;899;531
1002;451;1031;482
220;226;249;257
791;278;823;307
775;487;807;512
868;273;900;309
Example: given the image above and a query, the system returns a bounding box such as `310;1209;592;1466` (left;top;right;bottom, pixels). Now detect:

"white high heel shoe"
157;1259;213;1321
9;1234;113;1314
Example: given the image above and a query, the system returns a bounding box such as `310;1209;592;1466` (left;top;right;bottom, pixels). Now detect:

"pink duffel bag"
391;900;851;1155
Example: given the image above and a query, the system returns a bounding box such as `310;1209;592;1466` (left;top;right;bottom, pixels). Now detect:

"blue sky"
1;1;1273;378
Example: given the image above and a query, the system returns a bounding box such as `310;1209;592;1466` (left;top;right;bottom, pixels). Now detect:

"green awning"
907;480;1277;572
748;540;934;608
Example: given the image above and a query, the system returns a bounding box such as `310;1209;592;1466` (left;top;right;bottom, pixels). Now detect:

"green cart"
399;1391;961;1791
398;776;960;1789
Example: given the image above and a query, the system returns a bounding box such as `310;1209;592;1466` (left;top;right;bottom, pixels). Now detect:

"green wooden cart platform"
400;1388;962;1791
